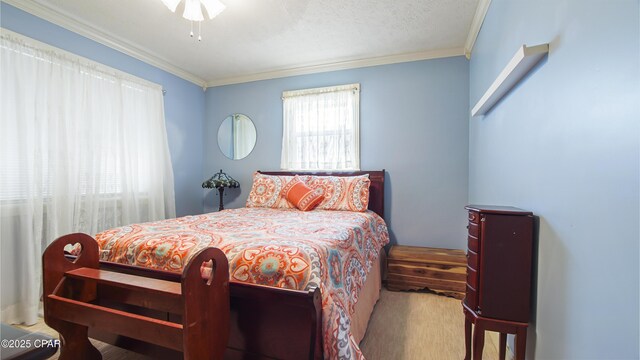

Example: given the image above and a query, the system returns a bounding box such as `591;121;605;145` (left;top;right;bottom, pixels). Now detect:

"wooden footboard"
97;261;323;359
225;282;322;359
45;236;323;360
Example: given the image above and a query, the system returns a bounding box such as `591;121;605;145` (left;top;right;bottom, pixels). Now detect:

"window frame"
280;83;360;171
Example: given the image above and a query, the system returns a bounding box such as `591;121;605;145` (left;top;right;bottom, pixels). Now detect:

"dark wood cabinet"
463;205;534;360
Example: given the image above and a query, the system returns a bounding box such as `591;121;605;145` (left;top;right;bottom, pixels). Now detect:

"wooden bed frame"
43;170;385;359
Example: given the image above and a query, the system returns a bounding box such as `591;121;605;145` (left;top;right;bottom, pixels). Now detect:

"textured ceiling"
10;0;480;86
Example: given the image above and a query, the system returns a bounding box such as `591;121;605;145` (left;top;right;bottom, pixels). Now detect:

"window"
0;30;176;325
281;83;360;170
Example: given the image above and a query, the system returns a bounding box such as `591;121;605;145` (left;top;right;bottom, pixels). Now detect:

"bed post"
181;247;230;359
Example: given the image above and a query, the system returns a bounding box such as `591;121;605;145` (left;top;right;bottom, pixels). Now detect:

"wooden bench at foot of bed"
43;233;323;360
43;233;230;360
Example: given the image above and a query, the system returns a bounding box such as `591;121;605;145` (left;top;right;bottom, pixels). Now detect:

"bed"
43;170;388;359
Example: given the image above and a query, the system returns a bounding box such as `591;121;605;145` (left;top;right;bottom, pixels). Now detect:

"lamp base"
217;187;225;211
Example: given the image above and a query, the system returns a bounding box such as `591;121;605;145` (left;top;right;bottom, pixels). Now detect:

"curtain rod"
1;28;163;92
282;83;360;99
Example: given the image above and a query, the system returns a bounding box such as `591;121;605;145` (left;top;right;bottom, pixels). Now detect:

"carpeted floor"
360;289;500;359
18;289;502;359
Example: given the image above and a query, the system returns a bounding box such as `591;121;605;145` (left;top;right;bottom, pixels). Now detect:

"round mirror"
217;114;257;160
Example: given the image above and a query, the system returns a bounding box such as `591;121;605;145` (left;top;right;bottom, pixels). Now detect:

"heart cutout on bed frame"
201;259;218;286
63;242;82;263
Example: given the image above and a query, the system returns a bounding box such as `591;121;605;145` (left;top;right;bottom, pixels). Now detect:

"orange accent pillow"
285;177;324;211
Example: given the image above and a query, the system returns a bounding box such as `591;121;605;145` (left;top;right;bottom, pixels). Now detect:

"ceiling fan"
160;0;226;41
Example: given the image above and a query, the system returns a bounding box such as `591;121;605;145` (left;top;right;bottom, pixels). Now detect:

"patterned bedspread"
96;207;389;360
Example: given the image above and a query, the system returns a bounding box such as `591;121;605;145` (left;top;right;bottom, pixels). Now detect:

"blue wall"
205;57;470;248
469;0;639;358
1;3;205;217
11;3;635;356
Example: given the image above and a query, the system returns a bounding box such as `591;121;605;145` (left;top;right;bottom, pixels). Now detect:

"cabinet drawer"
466;266;478;290
467;250;478;270
465;285;477;310
468;222;479;238
468;211;480;224
467;236;479;252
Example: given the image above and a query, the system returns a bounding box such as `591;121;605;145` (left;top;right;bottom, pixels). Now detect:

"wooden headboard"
257;170;385;219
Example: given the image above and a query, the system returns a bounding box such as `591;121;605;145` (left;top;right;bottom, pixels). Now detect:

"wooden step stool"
387;245;467;299
42;233;230;360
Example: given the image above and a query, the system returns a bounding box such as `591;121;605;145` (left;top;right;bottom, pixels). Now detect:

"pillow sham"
245;172;296;209
284;176;324;211
306;174;371;212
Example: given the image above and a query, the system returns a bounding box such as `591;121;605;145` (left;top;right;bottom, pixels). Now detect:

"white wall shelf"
471;43;549;117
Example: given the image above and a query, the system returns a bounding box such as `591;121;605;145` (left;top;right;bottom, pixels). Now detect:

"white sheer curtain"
0;30;176;325
281;83;360;170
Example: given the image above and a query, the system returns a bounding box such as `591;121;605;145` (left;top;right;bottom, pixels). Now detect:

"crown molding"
206;47;465;87
464;0;492;59
2;0;207;87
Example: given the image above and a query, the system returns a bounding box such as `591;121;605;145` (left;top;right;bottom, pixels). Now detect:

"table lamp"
202;169;239;211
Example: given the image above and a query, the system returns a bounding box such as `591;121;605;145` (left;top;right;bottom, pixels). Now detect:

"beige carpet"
360;289;501;359
18;289;502;359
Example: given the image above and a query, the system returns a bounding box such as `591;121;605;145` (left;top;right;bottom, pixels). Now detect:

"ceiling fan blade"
160;0;181;13
200;0;226;19
183;0;204;21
